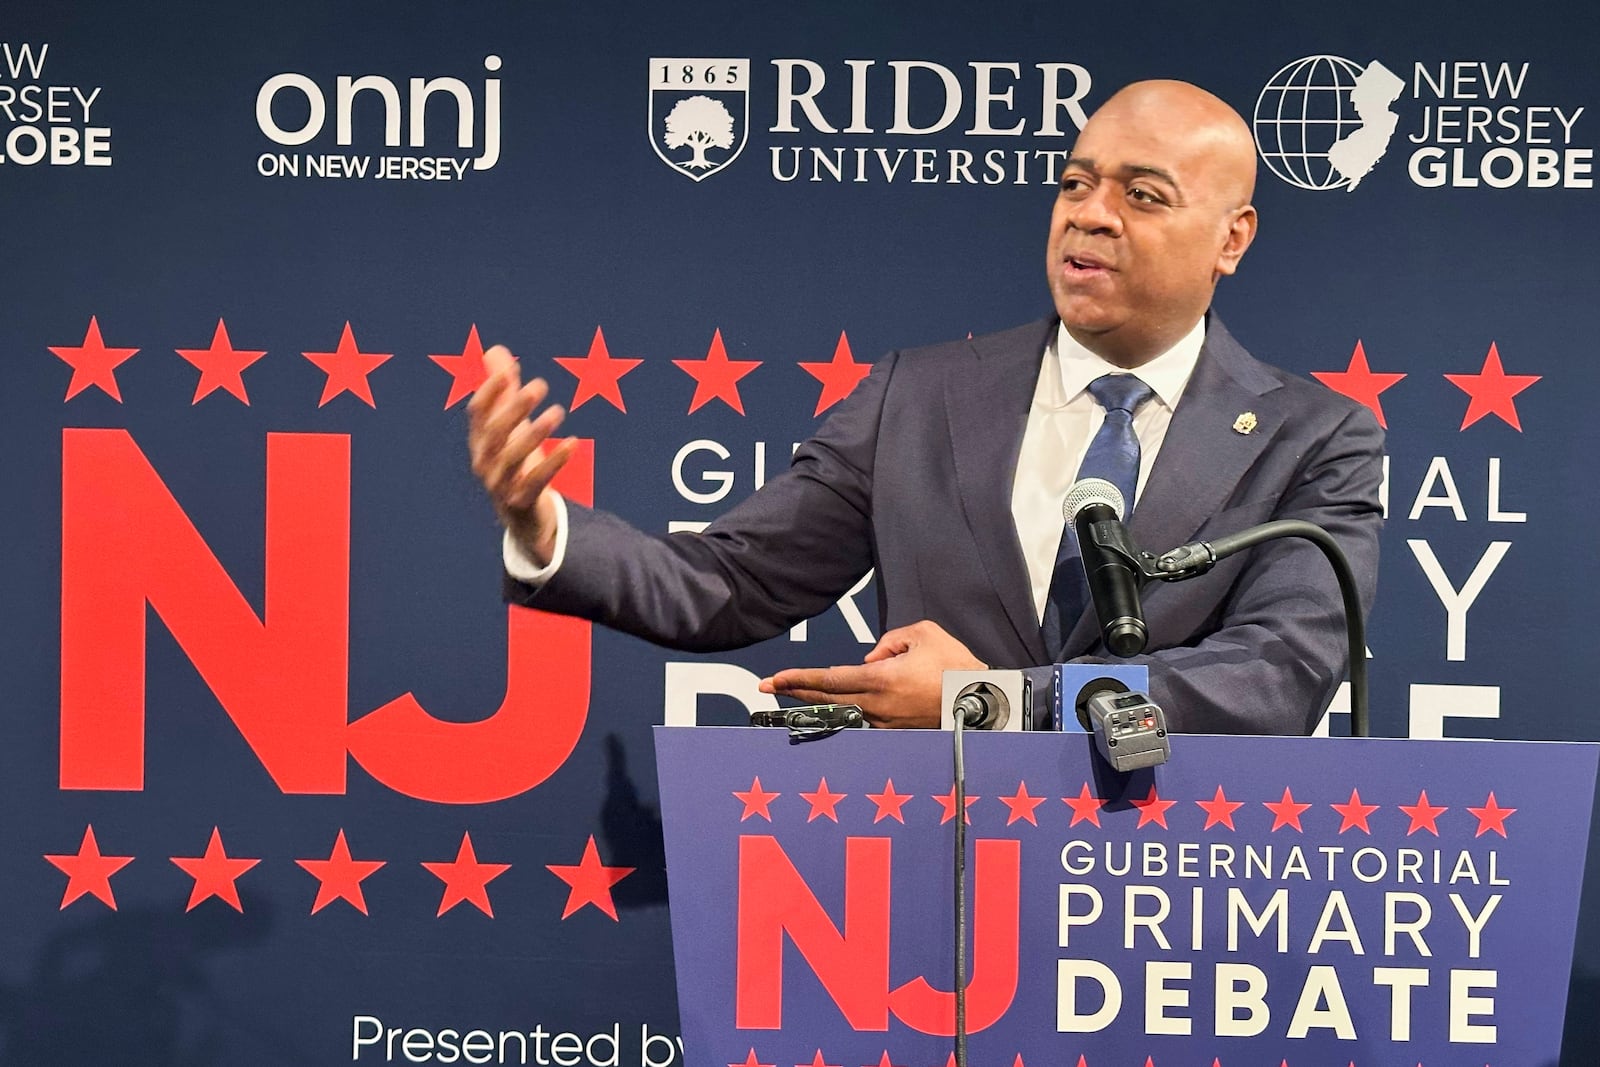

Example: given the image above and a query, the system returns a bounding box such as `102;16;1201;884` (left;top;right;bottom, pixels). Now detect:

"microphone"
1064;478;1148;657
1073;676;1169;769
952;682;1010;729
940;670;1030;731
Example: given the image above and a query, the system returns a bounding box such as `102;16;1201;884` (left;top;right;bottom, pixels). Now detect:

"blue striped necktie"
1041;373;1154;658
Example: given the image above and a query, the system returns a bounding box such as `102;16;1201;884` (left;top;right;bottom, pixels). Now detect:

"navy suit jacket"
510;315;1385;734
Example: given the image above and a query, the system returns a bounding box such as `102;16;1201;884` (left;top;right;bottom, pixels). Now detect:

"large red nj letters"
59;428;593;804
737;835;1021;1034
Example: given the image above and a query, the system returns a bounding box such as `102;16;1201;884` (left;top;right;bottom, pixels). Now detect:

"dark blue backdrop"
4;1;1598;1063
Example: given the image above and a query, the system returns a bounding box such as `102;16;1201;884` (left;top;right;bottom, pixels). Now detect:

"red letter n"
61;429;350;792
735;835;891;1031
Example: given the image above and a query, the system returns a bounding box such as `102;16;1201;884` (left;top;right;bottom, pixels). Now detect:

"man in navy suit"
468;80;1383;734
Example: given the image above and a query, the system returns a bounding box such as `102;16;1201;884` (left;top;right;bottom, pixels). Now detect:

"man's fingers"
505;436;577;510
483;343;518;372
483;377;548;449
769;687;858;707
467;356;509;416
493;416;551;490
863;632;911;662
863;621;940;662
766;664;882;699
862;639;895;663
467;345;523;419
471;378;554;487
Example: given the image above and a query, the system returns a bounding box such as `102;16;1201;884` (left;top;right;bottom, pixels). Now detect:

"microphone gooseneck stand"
1147;518;1369;738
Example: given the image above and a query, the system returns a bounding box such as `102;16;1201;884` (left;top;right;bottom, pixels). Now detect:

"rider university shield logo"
648;57;750;181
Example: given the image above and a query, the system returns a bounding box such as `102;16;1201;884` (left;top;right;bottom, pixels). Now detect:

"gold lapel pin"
1232;412;1258;435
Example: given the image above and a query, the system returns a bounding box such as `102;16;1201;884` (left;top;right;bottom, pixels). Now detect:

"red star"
1446;341;1540;431
546;835;634;920
1063;783;1105;828
731;1052;774;1067
734;776;780;821
799;330;873;416
302;322;392;407
44;825;134;910
673;328;761;414
1467;792;1516;838
1312;339;1406;428
49;316;139;402
295;830;386;915
941;1055;957;1067
800;777;847;822
998;781;1047;826
428;324;489;409
1264;787;1312;832
1399;790;1448;836
421;831;511;917
169;827;259;912
863;1054;905;1067
866;779;913;824
1331;788;1380;834
798;1053;840;1067
932;788;979;825
175;319;266;404
1132;785;1177;829
1196;786;1245;831
553;325;643;412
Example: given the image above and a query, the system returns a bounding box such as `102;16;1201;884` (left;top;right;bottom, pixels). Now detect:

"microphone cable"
952;705;971;1067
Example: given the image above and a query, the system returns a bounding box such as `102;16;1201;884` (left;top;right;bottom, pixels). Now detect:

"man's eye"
1129;187;1165;205
1060;176;1089;193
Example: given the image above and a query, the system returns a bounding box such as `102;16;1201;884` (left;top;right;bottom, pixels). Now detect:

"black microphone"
1064;478;1147;657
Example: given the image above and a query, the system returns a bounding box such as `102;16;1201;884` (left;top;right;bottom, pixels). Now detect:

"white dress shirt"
1009;318;1205;619
506;317;1208;616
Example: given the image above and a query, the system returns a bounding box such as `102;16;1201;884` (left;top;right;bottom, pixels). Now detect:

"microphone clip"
1079;508;1217;585
749;703;865;742
1145;541;1220;581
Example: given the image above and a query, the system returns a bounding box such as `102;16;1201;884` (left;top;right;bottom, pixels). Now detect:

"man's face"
1045;99;1253;366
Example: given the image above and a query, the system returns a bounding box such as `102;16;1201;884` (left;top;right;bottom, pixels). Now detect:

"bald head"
1046;80;1260;367
1086;80;1258;209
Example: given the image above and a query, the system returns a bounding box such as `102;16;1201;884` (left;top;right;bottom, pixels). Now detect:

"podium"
655;727;1597;1066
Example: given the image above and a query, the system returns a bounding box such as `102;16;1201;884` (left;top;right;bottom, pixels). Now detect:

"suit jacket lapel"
945;319;1055;663
1063;315;1286;656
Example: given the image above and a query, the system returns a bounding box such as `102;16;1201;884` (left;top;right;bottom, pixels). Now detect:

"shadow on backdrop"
602;732;668;909
0;894;291;1066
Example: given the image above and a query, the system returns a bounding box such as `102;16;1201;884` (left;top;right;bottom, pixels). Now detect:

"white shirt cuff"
501;492;569;586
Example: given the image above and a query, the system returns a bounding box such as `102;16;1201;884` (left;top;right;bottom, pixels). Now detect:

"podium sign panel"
656;727;1597;1065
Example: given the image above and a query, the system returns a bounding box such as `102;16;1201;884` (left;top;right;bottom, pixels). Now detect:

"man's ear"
1215;205;1258;277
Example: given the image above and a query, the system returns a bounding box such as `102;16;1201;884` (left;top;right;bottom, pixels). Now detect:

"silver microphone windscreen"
1063;477;1124;523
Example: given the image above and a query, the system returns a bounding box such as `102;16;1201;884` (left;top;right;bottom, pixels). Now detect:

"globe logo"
1254;55;1404;192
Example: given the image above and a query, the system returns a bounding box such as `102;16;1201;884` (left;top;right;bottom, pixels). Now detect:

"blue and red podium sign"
657;727;1597;1066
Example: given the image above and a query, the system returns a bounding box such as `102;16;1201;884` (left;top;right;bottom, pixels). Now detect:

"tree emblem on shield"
649;58;750;181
